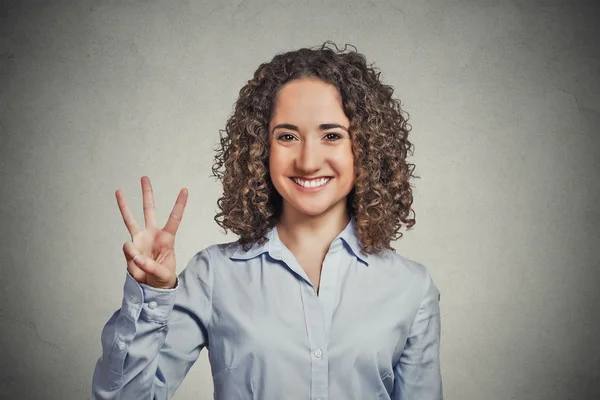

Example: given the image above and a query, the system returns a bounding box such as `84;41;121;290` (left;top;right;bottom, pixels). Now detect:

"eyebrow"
271;123;349;135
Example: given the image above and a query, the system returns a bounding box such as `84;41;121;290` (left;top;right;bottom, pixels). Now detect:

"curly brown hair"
211;41;416;254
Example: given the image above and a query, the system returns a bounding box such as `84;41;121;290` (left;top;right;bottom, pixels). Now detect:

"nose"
295;137;323;174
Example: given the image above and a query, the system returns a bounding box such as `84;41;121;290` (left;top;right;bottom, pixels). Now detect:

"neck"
276;204;351;251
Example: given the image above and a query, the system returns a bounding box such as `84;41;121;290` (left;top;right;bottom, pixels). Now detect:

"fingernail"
134;255;145;266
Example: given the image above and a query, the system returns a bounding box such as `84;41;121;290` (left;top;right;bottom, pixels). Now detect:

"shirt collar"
230;216;370;265
339;217;370;265
229;228;273;261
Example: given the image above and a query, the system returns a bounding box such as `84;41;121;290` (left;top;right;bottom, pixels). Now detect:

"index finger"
163;188;188;236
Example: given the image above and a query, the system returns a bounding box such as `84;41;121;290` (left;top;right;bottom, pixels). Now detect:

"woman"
92;41;443;399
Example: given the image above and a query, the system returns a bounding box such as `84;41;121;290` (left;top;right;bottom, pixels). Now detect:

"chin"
302;209;331;218
289;204;329;217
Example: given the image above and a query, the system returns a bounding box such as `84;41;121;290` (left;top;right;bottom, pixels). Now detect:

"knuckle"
169;212;182;222
122;242;137;260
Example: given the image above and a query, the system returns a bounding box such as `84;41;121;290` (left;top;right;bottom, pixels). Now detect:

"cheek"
268;151;287;182
338;150;355;179
345;165;356;186
268;152;278;170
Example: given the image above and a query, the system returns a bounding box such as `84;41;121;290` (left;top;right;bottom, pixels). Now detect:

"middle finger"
141;176;157;228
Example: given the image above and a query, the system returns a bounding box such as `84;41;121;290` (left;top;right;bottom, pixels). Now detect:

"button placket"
318;246;341;345
300;282;329;400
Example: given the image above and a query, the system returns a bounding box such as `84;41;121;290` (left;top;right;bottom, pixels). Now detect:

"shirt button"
148;301;158;309
129;295;139;304
313;348;322;358
117;341;126;351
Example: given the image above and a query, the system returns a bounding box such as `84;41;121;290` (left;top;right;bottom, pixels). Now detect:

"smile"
291;177;331;188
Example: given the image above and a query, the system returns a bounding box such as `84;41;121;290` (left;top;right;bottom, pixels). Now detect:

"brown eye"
277;133;296;141
324;133;343;141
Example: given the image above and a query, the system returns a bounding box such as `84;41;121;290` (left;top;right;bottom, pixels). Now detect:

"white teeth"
292;177;330;188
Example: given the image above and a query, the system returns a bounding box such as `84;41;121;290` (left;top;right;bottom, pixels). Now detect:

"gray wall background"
1;0;599;399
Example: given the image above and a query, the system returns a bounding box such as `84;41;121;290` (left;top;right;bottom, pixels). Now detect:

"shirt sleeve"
391;268;443;399
92;249;213;399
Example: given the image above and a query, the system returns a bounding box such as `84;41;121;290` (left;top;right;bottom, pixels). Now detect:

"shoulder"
202;240;240;260
185;240;254;271
371;249;439;300
373;249;429;280
179;241;240;275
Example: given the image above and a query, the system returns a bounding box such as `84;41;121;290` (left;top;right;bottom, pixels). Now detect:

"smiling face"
268;77;354;221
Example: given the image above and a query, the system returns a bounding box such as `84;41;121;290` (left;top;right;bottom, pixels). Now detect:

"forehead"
270;78;349;127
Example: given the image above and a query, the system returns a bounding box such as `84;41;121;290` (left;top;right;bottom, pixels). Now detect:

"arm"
92;249;213;399
391;269;443;399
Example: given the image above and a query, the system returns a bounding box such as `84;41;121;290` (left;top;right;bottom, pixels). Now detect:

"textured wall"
1;0;599;399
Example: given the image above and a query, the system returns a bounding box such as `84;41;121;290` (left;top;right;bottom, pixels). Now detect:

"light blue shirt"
92;217;443;399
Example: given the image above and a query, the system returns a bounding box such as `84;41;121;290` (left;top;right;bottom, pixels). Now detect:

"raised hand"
116;176;188;289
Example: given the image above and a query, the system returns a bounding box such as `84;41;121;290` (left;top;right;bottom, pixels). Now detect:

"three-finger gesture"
116;176;188;289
